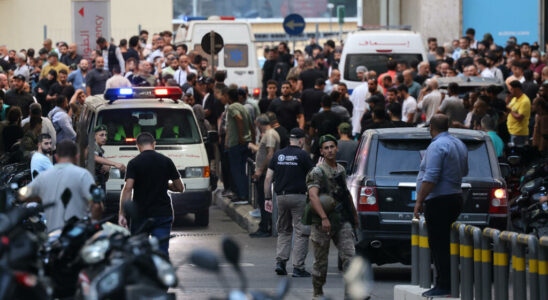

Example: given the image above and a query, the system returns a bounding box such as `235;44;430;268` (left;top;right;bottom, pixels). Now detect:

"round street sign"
201;32;224;55
283;14;306;36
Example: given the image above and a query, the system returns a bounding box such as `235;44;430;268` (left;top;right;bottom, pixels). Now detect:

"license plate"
411;190;416;201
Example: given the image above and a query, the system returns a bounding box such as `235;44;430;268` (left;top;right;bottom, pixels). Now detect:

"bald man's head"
430;114;449;134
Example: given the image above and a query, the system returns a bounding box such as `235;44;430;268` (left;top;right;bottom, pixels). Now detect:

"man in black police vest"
264;128;314;277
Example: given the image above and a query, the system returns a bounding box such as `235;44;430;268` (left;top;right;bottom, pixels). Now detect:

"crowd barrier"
410;219;548;300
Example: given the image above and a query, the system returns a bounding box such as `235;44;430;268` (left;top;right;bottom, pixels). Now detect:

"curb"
213;189;259;233
394;285;460;300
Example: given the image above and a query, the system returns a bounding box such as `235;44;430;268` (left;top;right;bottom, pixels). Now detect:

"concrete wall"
400;0;461;45
0;0;173;50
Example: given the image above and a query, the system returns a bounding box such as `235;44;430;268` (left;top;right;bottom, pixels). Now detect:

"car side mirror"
499;163;510;178
205;130;219;144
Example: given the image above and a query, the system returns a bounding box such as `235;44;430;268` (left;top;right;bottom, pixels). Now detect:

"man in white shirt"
147;36;165;63
476;58;494;78
30;133;53;179
14;53;30;82
417;79;442;123
173;55;197;86
105;66;131;89
397;85;417;124
350;80;370;136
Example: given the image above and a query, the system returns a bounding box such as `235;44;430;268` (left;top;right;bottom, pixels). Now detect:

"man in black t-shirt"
301;78;326;123
298;58;325;91
119;132;184;255
310;95;342;159
268;82;305;132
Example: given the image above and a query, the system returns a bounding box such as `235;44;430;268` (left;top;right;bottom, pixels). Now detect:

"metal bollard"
494;231;510;300
411;218;420;285
468;226;483;300
450;222;460;298
458;224;473;300
481;229;493;300
418;217;432;289
539;236;548;300
508;232;526;300
516;234;540;300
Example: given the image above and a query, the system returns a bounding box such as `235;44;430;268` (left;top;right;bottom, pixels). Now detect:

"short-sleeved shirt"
30;152;53;179
267;98;304;131
401;96;417;122
300;88;326;122
27;163;95;231
336;140;359;171
255;128;280;172
507;93;531;136
438;96;467;124
298;69;325;91
488;131;504;157
269;145;314;194
125;150;181;217
226;102;252;148
311;110;341;138
86;68;110;95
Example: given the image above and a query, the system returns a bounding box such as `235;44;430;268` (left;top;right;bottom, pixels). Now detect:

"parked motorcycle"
508;175;548;237
75;202;177;300
0;201;55;300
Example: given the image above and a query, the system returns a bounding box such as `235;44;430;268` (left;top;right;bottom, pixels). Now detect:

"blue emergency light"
104;87;182;103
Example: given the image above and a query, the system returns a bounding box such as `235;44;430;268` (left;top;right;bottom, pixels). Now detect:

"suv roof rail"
357;25;412;31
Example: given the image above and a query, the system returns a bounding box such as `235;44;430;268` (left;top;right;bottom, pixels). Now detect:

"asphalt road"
169;206;410;300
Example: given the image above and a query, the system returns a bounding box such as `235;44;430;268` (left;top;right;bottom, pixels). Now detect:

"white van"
173;18;262;94
339;29;427;91
77;87;214;226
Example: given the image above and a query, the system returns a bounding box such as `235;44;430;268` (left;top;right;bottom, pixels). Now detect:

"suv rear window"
375;139;492;178
344;53;423;81
97;108;202;145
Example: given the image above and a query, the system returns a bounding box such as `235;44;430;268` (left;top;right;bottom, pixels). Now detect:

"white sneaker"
249;209;261;218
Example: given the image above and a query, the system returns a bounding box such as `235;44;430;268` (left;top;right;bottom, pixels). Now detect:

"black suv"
347;128;507;265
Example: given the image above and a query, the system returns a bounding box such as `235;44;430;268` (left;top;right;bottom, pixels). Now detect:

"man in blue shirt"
414;114;468;297
67;59;89;91
30;133;53;179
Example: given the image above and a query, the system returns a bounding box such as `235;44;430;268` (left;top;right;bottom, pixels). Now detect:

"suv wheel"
194;208;209;227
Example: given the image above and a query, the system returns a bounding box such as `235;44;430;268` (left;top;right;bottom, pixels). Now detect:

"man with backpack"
48;95;76;142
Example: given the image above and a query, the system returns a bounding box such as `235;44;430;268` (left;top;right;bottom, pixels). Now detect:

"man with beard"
93;125;126;190
96;37;125;74
31;133;54;179
61;43;83;67
68;59;89;91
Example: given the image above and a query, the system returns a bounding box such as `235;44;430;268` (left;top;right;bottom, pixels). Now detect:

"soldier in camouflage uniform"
305;134;358;299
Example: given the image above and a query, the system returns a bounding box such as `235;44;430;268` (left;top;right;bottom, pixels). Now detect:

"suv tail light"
489;188;507;214
358;186;379;212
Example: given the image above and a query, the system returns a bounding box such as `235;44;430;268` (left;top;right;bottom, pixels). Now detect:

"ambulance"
76;87;214;226
173;17;262;96
339;27;427;91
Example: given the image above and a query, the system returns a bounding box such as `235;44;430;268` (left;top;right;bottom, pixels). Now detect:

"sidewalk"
212;187;259;233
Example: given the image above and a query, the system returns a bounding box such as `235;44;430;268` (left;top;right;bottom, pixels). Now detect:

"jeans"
228;143;250;199
510;134;529;146
130;216;173;256
256;174;271;232
424;194;462;290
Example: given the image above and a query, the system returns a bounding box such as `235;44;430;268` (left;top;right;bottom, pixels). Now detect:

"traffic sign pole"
210;30;215;78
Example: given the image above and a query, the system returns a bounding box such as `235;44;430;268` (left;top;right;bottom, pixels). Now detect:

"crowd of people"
1;26;548;298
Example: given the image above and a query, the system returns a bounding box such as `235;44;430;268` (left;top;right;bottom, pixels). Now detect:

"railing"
411;219;548;300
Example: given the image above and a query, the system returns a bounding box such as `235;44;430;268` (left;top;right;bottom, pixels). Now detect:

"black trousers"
256;174;271;233
424;194;462;290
